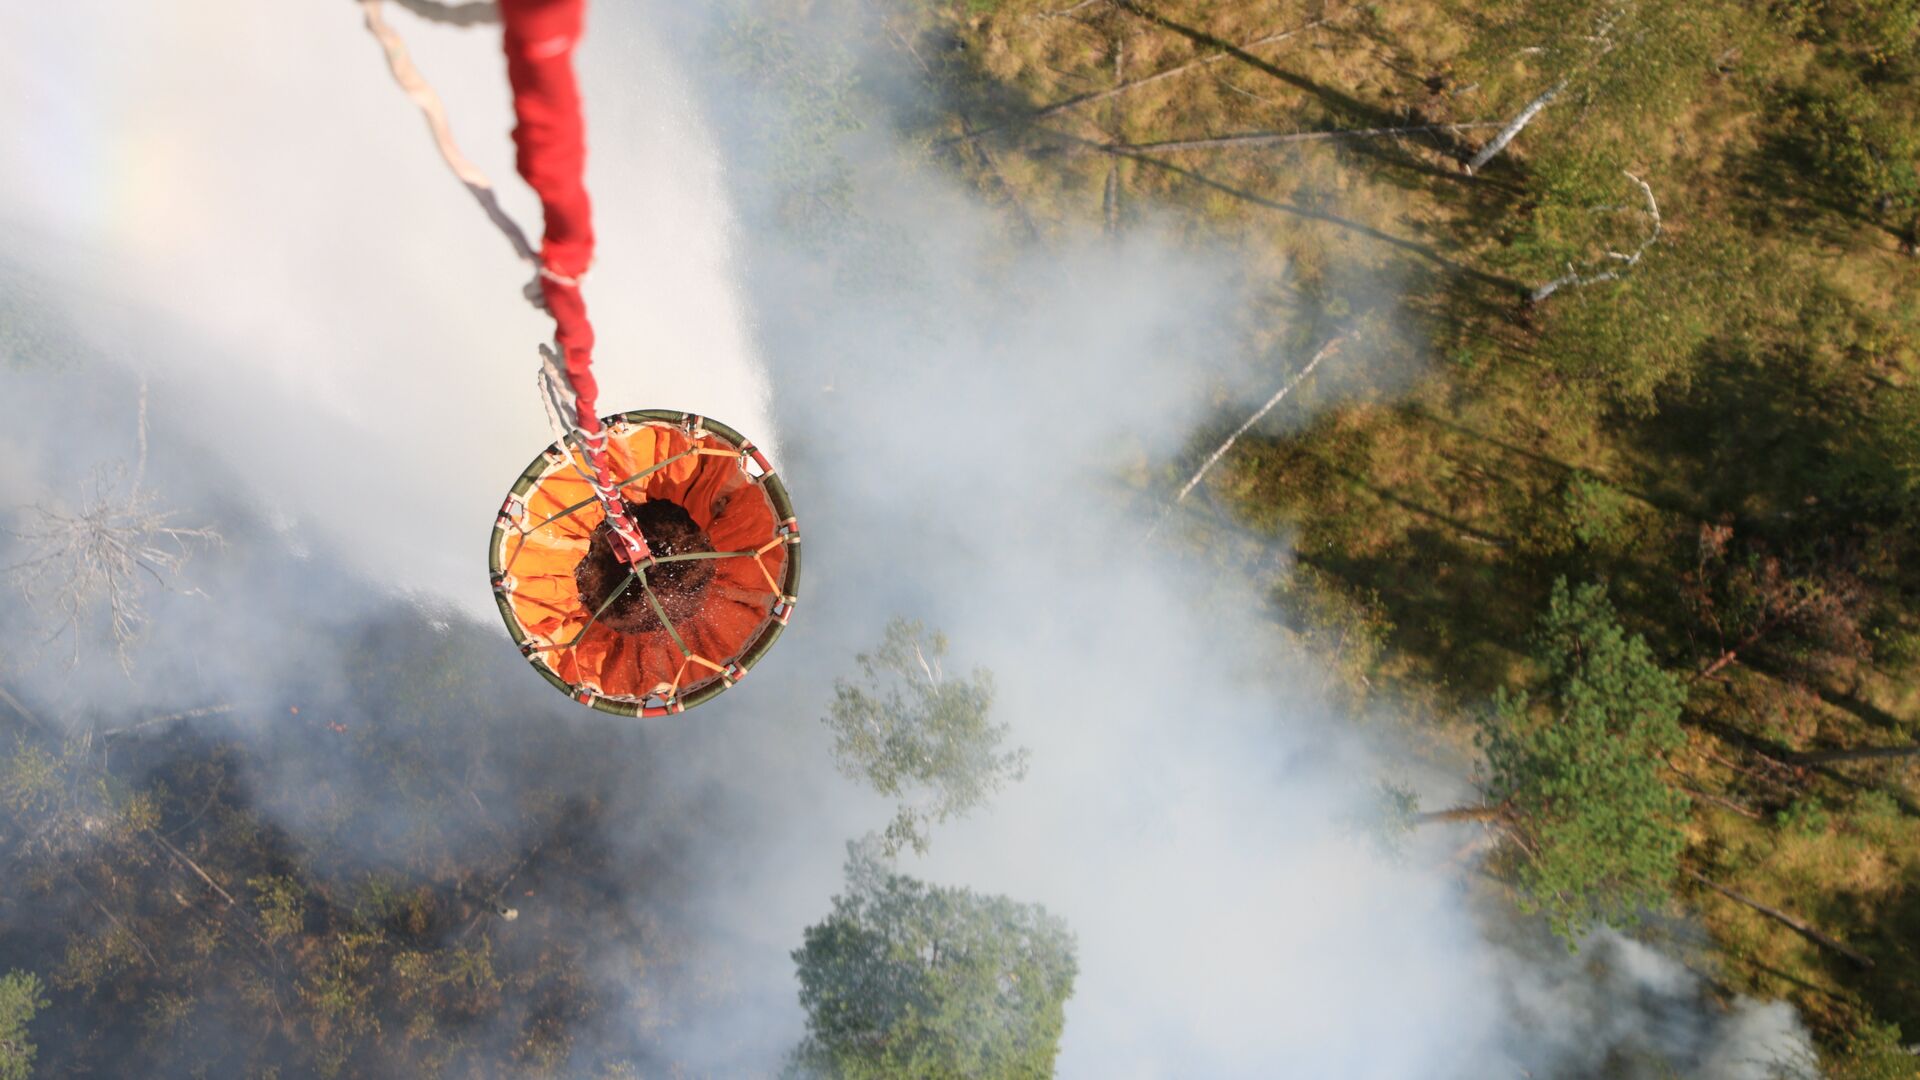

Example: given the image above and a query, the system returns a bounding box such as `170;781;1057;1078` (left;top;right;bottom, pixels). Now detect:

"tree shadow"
1690;714;1920;817
1856;866;1920;1039
1746;661;1914;738
1733;124;1915;251
1620;346;1857;532
1400;404;1700;524
1109;1;1415;134
1087;137;1525;293
909;0;1533;273
1297;531;1537;706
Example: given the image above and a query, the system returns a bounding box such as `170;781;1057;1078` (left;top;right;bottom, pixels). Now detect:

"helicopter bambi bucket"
490;412;799;716
362;0;799;714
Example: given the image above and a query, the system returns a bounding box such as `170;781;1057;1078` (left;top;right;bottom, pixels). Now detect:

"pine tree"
789;842;1077;1079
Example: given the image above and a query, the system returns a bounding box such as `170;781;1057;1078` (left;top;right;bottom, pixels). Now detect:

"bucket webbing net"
490;412;800;716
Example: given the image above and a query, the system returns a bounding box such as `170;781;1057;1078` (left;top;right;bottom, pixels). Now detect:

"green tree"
0;970;48;1080
1823;1020;1915;1080
1788;0;1920;78
249;874;308;944
1824;383;1920;525
1793;85;1920;219
1483;578;1689;939
1423;579;1690;942
789;842;1077;1079
824;619;1027;855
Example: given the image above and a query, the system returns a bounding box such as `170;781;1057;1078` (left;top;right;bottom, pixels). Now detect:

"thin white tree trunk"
1465;78;1566;174
1145;334;1348;539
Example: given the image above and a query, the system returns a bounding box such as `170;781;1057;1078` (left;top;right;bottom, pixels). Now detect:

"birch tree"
823;619;1028;855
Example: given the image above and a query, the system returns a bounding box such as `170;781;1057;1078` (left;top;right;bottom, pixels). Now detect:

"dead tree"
1;387;220;667
1465;79;1566;174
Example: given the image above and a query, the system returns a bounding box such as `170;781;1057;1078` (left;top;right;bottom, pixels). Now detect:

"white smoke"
0;0;768;610
1490;927;1812;1079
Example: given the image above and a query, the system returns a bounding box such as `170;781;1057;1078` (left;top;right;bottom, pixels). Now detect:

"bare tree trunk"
99;703;234;738
1103;30;1125;235
1465;79;1565;174
0;683;49;733
62;865;158;966
148;830;238;908
1415;804;1509;825
1145;334;1349;538
1788;744;1920;766
1685;868;1874;968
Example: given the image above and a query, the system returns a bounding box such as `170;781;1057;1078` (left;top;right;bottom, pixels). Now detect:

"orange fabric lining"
501;421;787;702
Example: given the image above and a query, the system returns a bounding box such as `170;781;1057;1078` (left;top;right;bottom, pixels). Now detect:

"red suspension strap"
499;0;651;566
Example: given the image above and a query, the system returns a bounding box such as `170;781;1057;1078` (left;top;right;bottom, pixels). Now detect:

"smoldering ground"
0;0;1815;1077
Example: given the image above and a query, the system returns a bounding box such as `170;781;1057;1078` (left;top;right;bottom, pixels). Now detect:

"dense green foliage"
1479;579;1689;940
824;619;1026;855
0;971;47;1080
790;843;1077;1079
1823;1020;1918;1080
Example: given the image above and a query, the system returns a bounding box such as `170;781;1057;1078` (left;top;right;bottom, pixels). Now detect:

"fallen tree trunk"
1677;785;1762;820
1146;333;1349;540
1465;78;1565;174
1528;171;1662;303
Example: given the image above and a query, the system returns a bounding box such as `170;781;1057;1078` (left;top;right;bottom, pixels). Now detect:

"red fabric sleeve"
500;0;600;432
